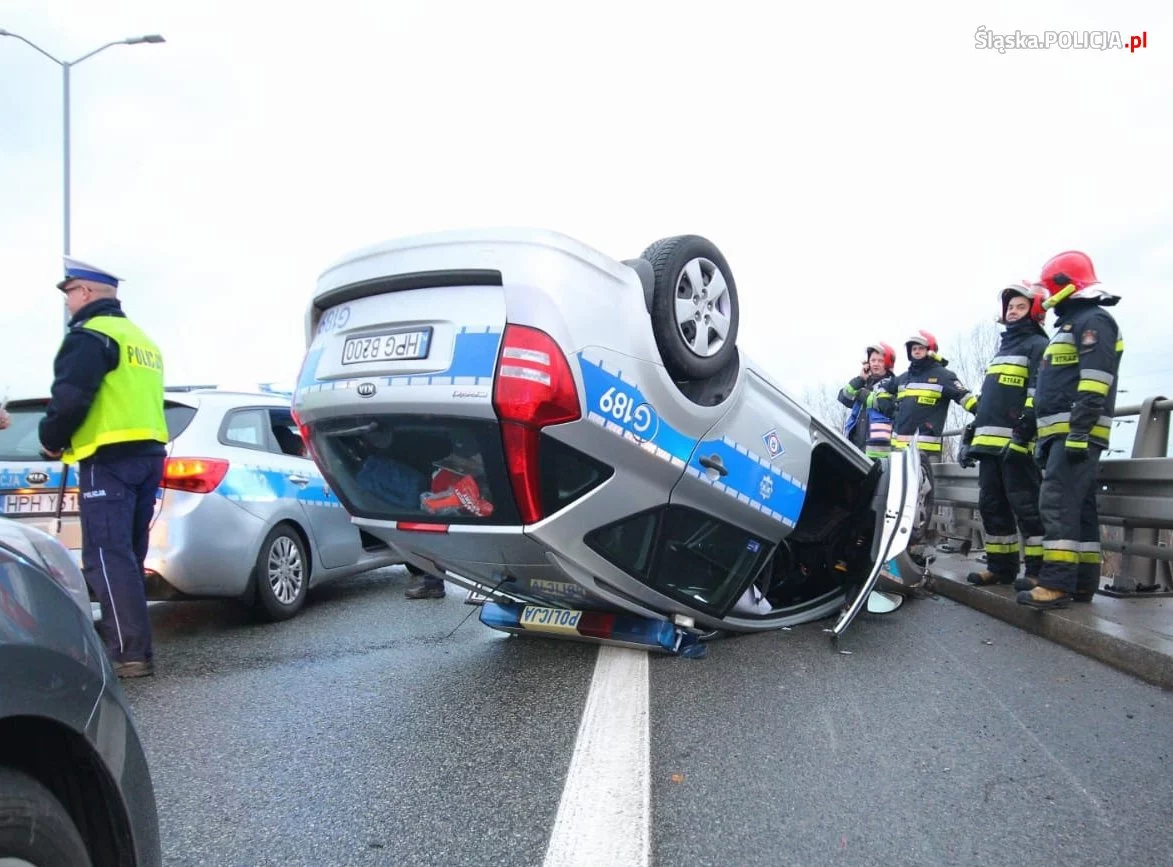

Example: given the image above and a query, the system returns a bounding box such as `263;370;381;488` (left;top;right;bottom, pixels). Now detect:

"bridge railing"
929;395;1173;597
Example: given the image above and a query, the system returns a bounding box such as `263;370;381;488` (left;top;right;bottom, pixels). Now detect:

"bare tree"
940;320;1001;461
803;381;850;434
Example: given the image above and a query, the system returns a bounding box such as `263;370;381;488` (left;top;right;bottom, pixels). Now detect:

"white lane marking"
543;645;650;867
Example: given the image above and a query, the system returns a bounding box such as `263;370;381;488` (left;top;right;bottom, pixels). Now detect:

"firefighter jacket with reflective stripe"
837;372;894;457
63;315;169;464
968;319;1050;457
870;355;977;453
1033;299;1124;452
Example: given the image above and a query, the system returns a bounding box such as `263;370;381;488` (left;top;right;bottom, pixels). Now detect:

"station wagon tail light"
162;457;230;494
493;324;581;524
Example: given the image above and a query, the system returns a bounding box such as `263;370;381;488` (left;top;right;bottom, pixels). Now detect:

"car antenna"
54;460;69;536
443;572;515;641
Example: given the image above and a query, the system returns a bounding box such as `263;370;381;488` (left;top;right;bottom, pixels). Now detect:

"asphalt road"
122;567;1173;867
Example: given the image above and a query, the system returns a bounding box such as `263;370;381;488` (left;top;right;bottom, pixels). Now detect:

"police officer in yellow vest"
39;257;168;678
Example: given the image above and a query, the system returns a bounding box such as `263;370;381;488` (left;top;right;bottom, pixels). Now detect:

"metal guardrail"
931;395;1173;596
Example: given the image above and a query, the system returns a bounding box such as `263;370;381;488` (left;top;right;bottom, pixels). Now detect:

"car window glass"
652;508;769;613
0;402;196;462
267;409;307;459
223;409;271;449
586;511;657;579
0;405;49;461
588;506;769;615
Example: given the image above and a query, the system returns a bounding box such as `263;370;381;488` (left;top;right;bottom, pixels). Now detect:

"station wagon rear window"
0;400;196;462
306;415;522;525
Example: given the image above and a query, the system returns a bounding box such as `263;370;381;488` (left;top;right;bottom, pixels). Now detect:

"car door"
263;405;361;570
669;368;813;543
629;369;815;618
828;438;922;637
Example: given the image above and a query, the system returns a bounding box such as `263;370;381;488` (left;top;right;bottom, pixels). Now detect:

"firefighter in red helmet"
960;281;1050;587
1017;251;1124;609
837;341;896;459
870;330;978;548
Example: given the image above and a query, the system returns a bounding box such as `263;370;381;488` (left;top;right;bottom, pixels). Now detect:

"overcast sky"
2;0;1170;453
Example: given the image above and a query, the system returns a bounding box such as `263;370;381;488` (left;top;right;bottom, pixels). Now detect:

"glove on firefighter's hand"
1065;439;1090;463
1011;409;1037;445
957;422;977;468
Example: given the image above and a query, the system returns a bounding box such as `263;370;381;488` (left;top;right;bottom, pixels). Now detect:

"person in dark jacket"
960;282;1050;586
871;331;978;545
39;257;168;678
837;342;896;459
1016;251;1124;609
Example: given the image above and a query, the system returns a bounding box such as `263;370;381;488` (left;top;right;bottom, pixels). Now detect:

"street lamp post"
0;29;165;327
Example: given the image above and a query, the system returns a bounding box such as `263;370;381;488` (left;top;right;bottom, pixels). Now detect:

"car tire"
253;523;310;622
639;235;740;382
0;766;93;867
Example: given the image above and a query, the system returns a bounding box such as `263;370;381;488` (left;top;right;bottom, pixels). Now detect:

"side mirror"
866;590;904;615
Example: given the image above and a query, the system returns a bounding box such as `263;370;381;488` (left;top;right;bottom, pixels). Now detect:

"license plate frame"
340;327;433;365
2;490;80;517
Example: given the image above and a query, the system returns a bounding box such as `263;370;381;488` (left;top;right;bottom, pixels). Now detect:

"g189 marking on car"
293;228;929;651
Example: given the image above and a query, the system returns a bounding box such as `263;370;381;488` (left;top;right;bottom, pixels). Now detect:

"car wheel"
0;766;93;867
640;235;740;381
253;523;309;622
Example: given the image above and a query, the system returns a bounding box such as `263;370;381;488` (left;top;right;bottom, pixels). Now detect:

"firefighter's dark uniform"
1029;298;1123;600
966;317;1050;581
39;295;168;670
871;354;978;541
837;372;894;458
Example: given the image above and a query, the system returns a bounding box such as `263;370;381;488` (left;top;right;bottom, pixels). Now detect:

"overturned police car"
291;229;927;652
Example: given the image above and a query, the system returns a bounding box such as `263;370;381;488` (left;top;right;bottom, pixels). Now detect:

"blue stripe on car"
578;354;695;464
217;466;341;508
687;438;807;526
296;326;503;398
577;353;806;527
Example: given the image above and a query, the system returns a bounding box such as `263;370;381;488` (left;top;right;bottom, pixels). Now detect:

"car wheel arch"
0;715;137;865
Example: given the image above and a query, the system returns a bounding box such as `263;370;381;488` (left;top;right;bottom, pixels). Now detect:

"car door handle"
287;474;310;486
698;455;728;477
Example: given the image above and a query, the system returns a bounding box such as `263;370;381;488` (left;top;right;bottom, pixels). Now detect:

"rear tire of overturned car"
640;234;740;382
253;523;309;622
0;766;94;867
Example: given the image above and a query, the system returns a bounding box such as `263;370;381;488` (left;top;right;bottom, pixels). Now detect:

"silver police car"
0;389;401;621
291;229;925;649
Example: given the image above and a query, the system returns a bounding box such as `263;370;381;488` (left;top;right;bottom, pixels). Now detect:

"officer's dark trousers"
1036;440;1103;595
78;455;164;663
977;452;1045;578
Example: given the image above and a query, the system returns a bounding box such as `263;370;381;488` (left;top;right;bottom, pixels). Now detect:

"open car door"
829;434;924;638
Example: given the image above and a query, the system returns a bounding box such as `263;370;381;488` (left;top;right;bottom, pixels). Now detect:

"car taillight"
493;324;581;524
162;458;230;494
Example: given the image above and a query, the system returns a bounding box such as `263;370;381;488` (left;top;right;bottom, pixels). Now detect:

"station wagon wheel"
253;523;309;622
640;235;740;381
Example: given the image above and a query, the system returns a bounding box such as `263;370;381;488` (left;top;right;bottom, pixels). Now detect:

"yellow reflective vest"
63;315;168;463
